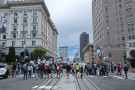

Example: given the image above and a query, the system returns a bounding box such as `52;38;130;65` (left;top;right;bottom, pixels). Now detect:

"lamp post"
123;56;127;64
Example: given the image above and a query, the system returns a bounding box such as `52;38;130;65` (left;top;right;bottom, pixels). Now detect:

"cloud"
45;0;93;57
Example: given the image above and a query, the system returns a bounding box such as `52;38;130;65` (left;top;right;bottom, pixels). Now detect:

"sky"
44;0;93;59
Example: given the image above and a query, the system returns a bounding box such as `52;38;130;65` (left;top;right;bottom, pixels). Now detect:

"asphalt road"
86;73;135;90
0;75;47;90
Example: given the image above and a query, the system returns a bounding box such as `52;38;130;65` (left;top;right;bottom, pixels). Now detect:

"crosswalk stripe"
113;76;125;79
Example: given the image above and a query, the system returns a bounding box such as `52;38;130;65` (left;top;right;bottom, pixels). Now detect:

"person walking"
66;63;71;79
80;65;83;79
23;64;28;80
76;63;80;74
48;64;52;78
17;63;21;76
56;64;61;77
124;64;128;79
38;64;42;79
117;64;121;75
71;64;75;75
84;64;88;75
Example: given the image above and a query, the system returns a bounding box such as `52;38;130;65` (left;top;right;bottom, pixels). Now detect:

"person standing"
44;63;48;76
124;64;128;79
62;64;66;76
13;63;17;77
23;64;28;80
66;63;71;79
17;63;21;76
28;64;32;78
56;64;61;77
87;63;92;75
34;63;38;78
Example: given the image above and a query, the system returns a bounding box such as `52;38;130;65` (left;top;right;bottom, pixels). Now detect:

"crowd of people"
10;62;129;80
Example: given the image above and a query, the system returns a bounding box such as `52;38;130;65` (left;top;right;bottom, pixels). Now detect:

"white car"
0;64;9;79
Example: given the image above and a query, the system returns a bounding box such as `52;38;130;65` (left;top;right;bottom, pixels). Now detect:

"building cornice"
0;0;50;17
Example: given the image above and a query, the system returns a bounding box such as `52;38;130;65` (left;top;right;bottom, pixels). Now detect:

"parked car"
0;64;9;79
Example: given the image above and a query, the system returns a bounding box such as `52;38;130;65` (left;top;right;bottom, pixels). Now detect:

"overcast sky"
44;0;93;58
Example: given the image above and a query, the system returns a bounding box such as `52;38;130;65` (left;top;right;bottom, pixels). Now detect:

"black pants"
88;69;92;75
76;70;79;74
57;70;60;76
44;69;48;76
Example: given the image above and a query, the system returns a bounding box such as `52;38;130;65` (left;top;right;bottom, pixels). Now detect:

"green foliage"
25;49;29;56
7;46;15;63
44;55;52;61
32;47;46;60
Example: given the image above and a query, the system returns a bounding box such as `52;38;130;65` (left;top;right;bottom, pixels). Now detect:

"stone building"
0;0;58;60
82;43;94;64
92;0;135;65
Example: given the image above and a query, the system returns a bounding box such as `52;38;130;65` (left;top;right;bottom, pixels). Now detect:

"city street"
0;75;47;90
0;72;135;90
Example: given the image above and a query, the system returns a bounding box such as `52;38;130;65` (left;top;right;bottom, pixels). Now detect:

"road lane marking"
113;76;125;79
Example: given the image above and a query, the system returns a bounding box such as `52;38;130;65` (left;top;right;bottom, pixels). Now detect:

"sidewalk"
55;75;76;90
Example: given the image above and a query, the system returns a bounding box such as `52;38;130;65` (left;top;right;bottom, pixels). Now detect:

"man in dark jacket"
66;63;71;79
80;65;83;79
124;64;128;79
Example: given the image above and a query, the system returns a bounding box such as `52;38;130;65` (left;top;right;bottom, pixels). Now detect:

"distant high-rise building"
92;0;135;65
59;46;68;62
80;32;89;61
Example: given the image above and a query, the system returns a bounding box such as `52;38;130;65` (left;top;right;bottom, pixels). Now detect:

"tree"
7;46;15;62
32;47;46;60
44;55;52;61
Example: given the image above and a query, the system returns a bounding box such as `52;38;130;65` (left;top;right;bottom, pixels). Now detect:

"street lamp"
123;56;127;64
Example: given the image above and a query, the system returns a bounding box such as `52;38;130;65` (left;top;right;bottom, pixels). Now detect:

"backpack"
57;66;60;70
23;66;27;72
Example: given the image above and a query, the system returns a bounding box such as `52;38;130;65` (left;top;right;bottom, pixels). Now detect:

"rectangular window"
127;22;130;27
32;33;36;38
129;8;132;13
119;11;123;15
122;37;125;41
13;33;16;38
14;18;17;23
120;17;123;22
33;10;37;16
24;11;27;16
12;41;15;47
22;33;26;38
126;15;129;20
121;30;124;35
129;1;131;6
125;2;128;7
130;14;133;19
23;25;27;30
131;21;134;26
107;38;110;43
133;43;135;47
23;18;27;23
13;26;17;31
33;18;37;23
33;25;37;30
119;4;122;9
120;24;123;28
131;28;134;33
128;29;131;34
32;41;36;46
132;35;135;39
22;41;26;46
122;44;126;48
129;43;132;47
3;35;6;39
105;2;108;6
14;11;18;16
129;36;131;40
107;32;109;36
126;9;128;13
2;42;5;47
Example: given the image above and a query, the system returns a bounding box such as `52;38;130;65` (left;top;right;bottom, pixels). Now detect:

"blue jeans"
38;70;41;78
18;69;20;75
24;71;27;80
